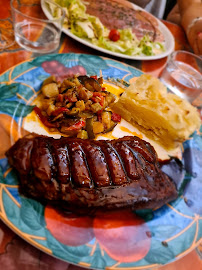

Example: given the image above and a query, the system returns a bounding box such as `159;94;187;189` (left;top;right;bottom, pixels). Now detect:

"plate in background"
41;0;175;60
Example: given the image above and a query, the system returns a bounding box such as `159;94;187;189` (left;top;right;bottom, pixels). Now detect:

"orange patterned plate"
0;53;201;270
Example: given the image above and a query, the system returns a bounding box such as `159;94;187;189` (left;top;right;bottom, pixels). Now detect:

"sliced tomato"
109;29;120;42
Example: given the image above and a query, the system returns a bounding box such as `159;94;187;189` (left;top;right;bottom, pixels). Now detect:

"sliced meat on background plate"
84;0;165;42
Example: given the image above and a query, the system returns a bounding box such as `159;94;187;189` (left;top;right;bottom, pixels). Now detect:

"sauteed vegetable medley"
34;75;121;138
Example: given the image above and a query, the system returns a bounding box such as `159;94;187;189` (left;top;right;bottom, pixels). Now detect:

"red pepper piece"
99;96;104;107
92;92;102;97
91;97;98;103
90;75;98;80
57;94;63;103
33;106;59;128
111;112;121;122
92;92;104;107
62;120;85;131
51;107;69;116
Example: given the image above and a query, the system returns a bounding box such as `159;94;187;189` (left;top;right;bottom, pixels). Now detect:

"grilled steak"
6;135;177;211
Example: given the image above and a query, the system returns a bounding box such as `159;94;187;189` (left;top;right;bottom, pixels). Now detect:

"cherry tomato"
109;29;120;42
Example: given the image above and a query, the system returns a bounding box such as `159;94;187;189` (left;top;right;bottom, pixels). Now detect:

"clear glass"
11;0;65;53
160;50;202;103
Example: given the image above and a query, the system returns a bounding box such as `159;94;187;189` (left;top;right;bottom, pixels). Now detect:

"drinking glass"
160;50;202;103
11;0;65;53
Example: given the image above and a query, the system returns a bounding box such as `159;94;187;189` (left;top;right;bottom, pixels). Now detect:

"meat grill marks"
6;135;178;210
7;136;157;187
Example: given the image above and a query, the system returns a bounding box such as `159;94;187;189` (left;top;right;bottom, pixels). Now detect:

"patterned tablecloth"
0;0;201;269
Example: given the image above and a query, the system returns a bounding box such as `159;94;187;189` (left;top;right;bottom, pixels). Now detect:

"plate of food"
41;0;175;60
0;53;201;270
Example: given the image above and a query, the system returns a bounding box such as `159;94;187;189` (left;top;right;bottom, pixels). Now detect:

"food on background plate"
111;74;201;149
47;0;165;56
6;135;177;212
33;75;120;139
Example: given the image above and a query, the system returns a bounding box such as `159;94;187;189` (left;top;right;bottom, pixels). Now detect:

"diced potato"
60;86;67;93
42;76;56;86
102;111;112;129
93;121;104;134
91;102;102;113
77;130;88;139
41;98;54;110
105;93;116;106
74;77;81;87
76;100;85;111
85;100;93;110
41;83;59;98
63;79;76;88
47;104;56;115
78;87;93;101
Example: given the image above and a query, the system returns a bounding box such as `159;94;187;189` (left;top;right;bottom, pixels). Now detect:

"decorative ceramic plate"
0;53;201;270
41;0;175;60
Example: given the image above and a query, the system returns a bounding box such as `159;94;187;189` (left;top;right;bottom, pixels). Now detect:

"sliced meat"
84;0;165;42
51;140;70;184
31;138;54;181
81;140;111;187
67;140;92;188
5;135;178;211
95;141;128;185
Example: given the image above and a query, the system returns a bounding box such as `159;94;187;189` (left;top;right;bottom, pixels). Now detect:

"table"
0;0;201;269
